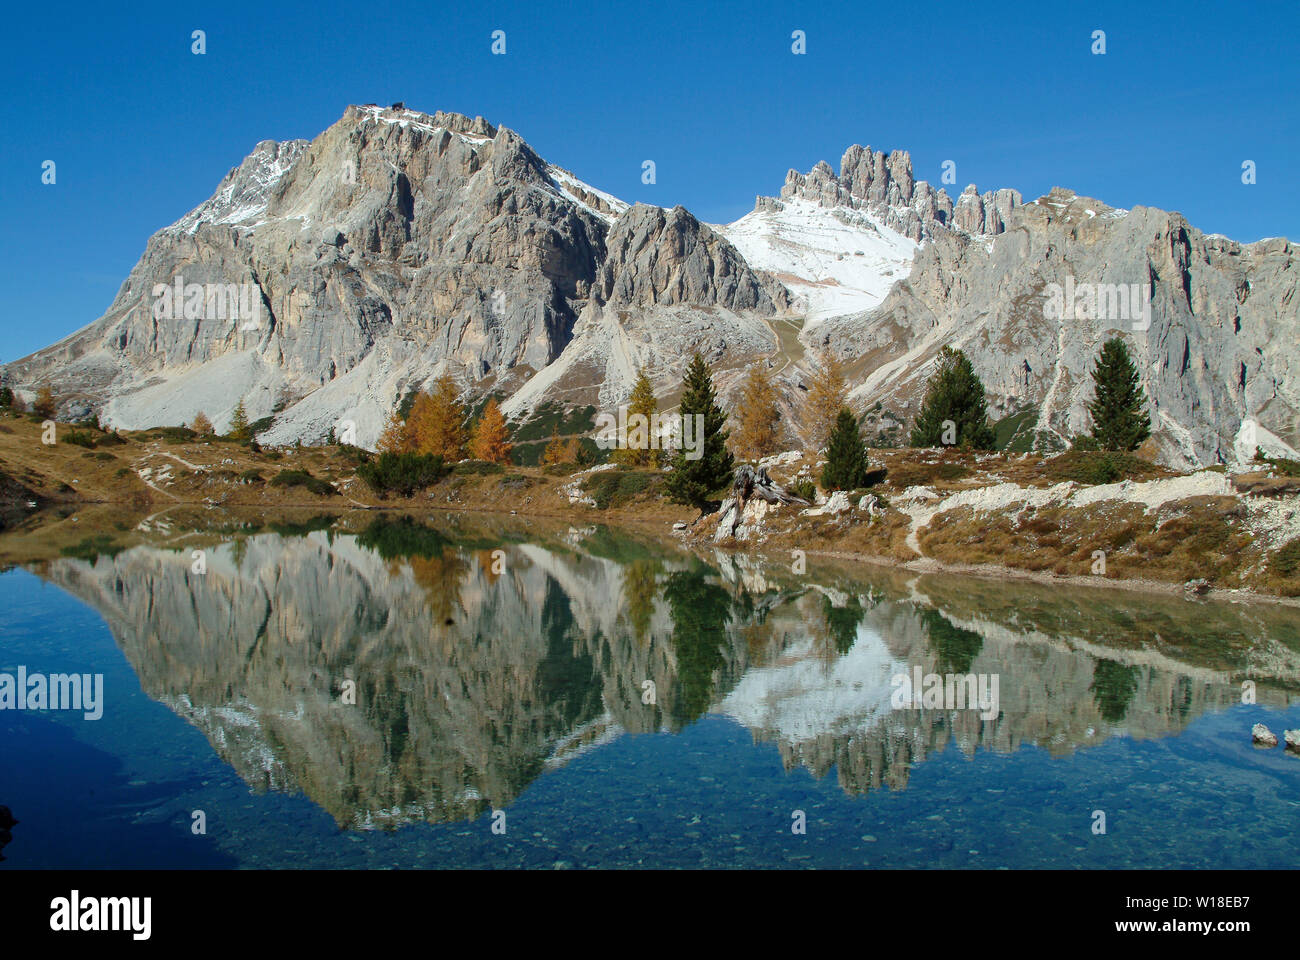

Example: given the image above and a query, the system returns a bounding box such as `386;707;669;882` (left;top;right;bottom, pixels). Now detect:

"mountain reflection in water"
31;513;1300;832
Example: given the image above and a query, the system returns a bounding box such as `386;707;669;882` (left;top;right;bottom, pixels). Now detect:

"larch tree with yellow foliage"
731;363;782;461
408;375;468;460
805;352;848;452
376;408;414;453
542;424;582;465
470;397;513;464
612;371;659;467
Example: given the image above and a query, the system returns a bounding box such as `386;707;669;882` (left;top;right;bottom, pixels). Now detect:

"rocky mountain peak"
766;142;1022;243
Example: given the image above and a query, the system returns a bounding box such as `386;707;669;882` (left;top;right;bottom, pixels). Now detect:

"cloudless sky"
1;0;1295;361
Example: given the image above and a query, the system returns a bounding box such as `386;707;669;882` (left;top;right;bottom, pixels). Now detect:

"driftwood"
733;464;810;507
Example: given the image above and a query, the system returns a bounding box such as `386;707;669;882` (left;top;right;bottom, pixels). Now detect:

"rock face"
2;106;1295;467
778;144;1021;243
819;188;1300;466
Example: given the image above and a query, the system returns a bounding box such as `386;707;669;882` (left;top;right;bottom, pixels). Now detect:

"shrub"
1274;539;1300;579
454;460;505;476
584;470;659;509
269;469;337;496
790;478;817;502
239;469;264;483
335;443;372;466
63;430;96;448
157;426;196;444
1045;450;1156;486
356;452;449;497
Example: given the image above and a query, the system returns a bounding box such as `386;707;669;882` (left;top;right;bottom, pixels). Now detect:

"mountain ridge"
3;102;1295;467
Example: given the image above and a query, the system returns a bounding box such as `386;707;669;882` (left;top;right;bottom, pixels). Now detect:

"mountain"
4;103;1296;466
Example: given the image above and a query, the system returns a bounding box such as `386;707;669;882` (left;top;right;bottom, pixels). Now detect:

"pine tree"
408;375;467;460
470;397;513;464
731;363;782;461
0;387;13;409
612;371;660;467
1087;336;1151;451
377;408;414;454
665;353;734;508
821;408;871;490
909;346;996;449
190;411;214;435
806;352;847;451
228;399;251;441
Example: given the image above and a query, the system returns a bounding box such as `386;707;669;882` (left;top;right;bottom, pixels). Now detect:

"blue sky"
1;0;1295;361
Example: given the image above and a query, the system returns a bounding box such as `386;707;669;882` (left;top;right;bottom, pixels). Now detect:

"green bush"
790;478;817;502
356;452;449;497
335;443;372;466
454;460;505;476
269;469;336;496
1046;450;1155;486
239;469;263;483
584;470;659;509
63;429;96;448
1273;539;1300;578
156;426;197;443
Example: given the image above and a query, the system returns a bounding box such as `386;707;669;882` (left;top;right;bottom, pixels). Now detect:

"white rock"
1252;723;1278;746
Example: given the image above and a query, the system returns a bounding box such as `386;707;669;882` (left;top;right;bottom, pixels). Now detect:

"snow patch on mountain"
169;140;309;235
717;197;918;326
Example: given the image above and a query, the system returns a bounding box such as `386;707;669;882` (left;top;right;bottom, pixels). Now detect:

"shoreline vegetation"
2;408;1298;605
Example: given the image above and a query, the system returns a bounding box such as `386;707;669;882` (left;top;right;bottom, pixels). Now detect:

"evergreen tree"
0;386;13;409
909;346;996;449
821;408;871;491
1087;337;1151;451
228;399;251;441
665;354;734;508
805;352;847;451
470;397;513;464
731;362;781;461
612;370;660;467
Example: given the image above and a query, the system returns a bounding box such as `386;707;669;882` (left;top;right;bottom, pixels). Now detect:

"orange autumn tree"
408;375;468;460
376;408;414;453
542;424;583;465
470;397;513;464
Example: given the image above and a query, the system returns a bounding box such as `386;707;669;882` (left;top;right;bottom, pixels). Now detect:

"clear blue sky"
1;0;1294;361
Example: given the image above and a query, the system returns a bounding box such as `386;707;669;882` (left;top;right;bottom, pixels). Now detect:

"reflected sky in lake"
2;512;1298;868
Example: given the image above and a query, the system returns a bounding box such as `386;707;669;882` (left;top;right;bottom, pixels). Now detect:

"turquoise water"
1;514;1298;868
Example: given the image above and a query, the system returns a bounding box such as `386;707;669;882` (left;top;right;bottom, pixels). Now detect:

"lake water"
2;511;1298;869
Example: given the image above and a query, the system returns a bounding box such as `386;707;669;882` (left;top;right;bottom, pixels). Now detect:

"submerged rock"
1285;729;1300;752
